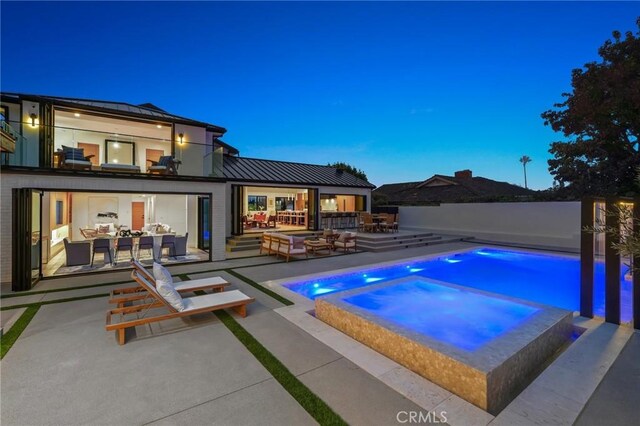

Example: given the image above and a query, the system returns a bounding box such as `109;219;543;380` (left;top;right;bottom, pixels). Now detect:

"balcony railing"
1;119;19;154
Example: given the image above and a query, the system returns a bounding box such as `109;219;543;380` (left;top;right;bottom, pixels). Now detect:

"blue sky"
1;2;636;189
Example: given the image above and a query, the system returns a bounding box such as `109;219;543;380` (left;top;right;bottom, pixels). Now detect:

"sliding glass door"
12;189;43;291
197;196;211;251
231;185;244;236
307;188;319;231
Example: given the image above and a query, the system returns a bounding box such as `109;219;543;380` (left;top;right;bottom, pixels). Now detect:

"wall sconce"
178;133;184;145
29;113;38;127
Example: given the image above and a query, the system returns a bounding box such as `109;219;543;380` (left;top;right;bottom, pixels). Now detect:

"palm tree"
519;156;532;189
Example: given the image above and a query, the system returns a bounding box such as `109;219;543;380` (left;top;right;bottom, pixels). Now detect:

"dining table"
88;233;175;264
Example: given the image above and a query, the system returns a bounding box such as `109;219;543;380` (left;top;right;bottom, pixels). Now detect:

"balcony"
1;110;225;180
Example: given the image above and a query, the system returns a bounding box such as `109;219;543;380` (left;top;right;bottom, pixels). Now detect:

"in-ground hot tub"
315;277;573;414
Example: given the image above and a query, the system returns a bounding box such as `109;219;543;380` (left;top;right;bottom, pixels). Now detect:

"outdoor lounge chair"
147;156;180;175
55;146;94;170
106;270;254;345
108;259;230;307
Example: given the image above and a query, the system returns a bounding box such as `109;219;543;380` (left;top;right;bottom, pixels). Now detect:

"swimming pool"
285;247;632;322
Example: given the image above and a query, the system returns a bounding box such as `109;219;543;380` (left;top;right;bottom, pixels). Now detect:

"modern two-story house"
0;92;373;291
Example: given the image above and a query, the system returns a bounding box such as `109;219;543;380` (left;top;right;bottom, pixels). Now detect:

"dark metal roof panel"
222;156;375;188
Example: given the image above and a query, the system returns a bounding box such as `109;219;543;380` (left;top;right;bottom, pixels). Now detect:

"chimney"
454;169;472;179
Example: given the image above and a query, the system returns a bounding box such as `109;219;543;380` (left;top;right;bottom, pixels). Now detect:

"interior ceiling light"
157;124;162;129
74;113;80;117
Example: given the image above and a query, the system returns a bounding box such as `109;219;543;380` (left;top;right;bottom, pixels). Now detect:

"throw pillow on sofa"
292;236;306;249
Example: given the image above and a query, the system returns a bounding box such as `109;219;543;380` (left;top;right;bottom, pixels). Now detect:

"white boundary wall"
399;202;581;250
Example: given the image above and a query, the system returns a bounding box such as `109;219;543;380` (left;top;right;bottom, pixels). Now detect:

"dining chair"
91;238;113;266
137;235;155;260
115;237;134;265
160;235;176;260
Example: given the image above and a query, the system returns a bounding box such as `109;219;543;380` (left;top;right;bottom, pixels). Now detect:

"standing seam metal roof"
222;156;375;188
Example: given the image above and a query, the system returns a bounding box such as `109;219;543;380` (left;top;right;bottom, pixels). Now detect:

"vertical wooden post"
605;197;621;324
633;198;640;330
580;197;594;318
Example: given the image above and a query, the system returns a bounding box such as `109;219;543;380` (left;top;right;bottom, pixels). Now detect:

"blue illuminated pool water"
342;280;539;351
285;248;632;322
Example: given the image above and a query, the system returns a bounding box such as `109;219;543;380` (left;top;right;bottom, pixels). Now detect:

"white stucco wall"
399;202;581;250
0;172;227;284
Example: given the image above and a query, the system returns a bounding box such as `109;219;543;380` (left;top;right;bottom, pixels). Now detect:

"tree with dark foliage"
542;18;640;197
328;162;369;182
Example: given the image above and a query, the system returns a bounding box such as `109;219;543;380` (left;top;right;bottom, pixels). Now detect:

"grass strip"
0;279;133;299
224;269;293;306
0;265;224;300
1;306;40;359
1;293;109;311
215;309;346;425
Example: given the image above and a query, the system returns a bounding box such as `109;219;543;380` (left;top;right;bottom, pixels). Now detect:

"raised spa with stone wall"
315;277;573;414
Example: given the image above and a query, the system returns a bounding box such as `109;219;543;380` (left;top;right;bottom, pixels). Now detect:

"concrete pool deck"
1;242;637;425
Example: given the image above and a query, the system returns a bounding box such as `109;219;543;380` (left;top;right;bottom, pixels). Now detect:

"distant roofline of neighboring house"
374;169;533;203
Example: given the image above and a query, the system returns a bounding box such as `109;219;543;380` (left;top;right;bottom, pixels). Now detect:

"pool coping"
263;245;633;425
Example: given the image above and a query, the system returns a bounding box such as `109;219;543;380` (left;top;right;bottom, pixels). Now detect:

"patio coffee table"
304;240;332;255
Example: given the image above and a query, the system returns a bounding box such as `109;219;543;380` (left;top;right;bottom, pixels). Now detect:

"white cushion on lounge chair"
153;262;172;285
289;248;307;255
153;263;184;311
173;276;227;291
157;280;185;311
182;290;252;312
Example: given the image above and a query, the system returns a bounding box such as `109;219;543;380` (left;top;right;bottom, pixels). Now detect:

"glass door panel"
231;185;244;235
12;189;42;291
307;188;318;231
31;191;42;282
198;196;210;251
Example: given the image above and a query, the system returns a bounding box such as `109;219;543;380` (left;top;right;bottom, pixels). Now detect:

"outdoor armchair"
147;155;181;175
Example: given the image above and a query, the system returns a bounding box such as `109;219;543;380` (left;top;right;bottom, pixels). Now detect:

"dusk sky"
1;2;637;189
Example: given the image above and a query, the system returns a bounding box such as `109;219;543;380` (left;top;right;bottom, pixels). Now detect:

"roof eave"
1;92;228;133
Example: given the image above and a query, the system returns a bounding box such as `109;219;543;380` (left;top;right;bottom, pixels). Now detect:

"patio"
1;243;638;425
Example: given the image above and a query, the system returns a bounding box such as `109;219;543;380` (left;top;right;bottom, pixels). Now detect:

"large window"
247;195;267;211
105;140;135;165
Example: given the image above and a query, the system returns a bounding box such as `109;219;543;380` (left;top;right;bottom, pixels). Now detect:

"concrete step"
227;244;261;252
356;232;434;243
227;239;262;247
358;235;466;252
358;235;442;248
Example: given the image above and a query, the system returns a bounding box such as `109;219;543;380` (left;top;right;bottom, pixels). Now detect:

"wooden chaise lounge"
106;270;254;345
108;260;229;307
